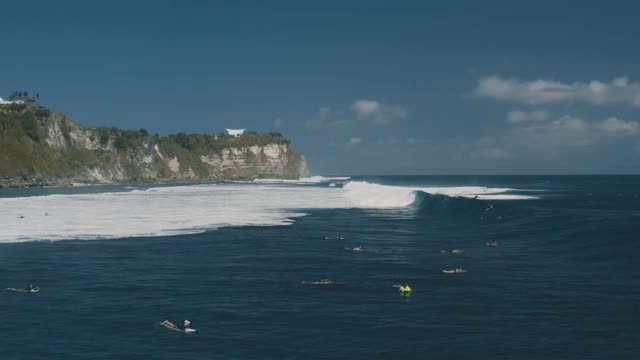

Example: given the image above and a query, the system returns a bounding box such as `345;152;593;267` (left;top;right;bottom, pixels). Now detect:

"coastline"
0;175;302;189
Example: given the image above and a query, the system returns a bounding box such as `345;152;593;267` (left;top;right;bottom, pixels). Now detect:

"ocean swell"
0;180;538;242
341;181;538;208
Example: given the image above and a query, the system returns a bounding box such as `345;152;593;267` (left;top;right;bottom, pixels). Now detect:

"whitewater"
0;179;537;243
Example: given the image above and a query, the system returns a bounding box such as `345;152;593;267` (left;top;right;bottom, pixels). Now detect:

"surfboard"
6;287;39;293
344;247;363;252
442;269;467;274
161;323;196;333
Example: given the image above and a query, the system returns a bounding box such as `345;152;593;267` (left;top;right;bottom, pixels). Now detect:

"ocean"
0;176;638;359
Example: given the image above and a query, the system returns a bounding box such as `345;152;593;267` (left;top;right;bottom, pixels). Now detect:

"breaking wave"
0;180;538;243
341;181;537;208
252;176;351;184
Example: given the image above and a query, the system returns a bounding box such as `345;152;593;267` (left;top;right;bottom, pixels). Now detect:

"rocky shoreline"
0;175;280;189
0;176;149;189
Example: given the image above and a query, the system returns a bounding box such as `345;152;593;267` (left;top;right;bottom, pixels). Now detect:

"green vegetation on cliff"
0;103;306;184
0;103;101;177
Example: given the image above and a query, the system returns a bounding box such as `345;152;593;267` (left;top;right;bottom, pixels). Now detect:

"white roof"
0;97;24;105
226;129;245;136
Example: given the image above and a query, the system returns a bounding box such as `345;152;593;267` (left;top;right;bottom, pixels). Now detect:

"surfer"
19;215;24;219
473;195;478;200
352;245;364;252
442;267;468;274
485;205;494;212
485;241;498;247
6;284;39;293
301;276;333;285
399;282;412;292
442;248;464;254
160;320;196;333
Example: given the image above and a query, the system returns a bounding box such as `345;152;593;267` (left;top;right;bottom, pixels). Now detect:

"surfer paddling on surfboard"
399;282;412;293
5;284;39;293
441;248;463;254
301;276;334;285
161;320;196;333
442;267;468;274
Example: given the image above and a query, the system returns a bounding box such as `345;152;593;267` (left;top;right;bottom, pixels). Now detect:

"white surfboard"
6;287;39;293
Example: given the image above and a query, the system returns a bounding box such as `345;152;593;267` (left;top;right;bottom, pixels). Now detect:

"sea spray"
0;181;537;242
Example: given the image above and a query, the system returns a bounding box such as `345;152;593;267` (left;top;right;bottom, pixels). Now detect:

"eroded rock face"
0;106;309;187
197;144;307;180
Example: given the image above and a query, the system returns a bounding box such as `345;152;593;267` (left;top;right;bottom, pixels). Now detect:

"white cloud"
470;147;508;159
273;118;285;128
506;116;640;150
508;116;593;148
306;107;352;129
468;136;508;159
351;99;409;125
351;100;380;117
348;137;362;145
463;116;640;159
474;76;640;106
596;117;640;136
344;137;432;147
507;110;550;124
370;138;402;146
308;100;409;129
345;137;362;150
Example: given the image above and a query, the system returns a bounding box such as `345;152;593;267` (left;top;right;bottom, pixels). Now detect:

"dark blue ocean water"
1;176;639;359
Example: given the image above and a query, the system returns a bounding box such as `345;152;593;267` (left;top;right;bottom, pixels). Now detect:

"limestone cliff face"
199;144;308;180
0;105;308;187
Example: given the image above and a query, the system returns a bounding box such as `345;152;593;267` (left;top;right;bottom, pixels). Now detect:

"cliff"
0;104;308;187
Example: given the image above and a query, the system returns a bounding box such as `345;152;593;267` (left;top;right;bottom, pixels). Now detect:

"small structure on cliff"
226;129;245;137
0;97;25;105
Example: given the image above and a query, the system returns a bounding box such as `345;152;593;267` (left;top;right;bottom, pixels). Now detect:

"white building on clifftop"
0;97;25;105
226;129;245;136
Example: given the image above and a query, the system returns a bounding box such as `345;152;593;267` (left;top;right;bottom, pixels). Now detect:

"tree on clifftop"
8;91;39;103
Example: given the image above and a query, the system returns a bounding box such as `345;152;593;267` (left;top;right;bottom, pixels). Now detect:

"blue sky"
1;0;640;175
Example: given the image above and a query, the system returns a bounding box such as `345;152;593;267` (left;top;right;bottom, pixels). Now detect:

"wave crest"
253;176;351;184
0;180;538;242
342;181;538;208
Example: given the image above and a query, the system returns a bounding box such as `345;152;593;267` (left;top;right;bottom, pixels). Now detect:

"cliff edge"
0;104;308;187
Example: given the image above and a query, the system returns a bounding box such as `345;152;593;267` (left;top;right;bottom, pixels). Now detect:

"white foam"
253;176;351;184
0;181;537;243
342;182;418;208
341;181;537;208
0;184;341;243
